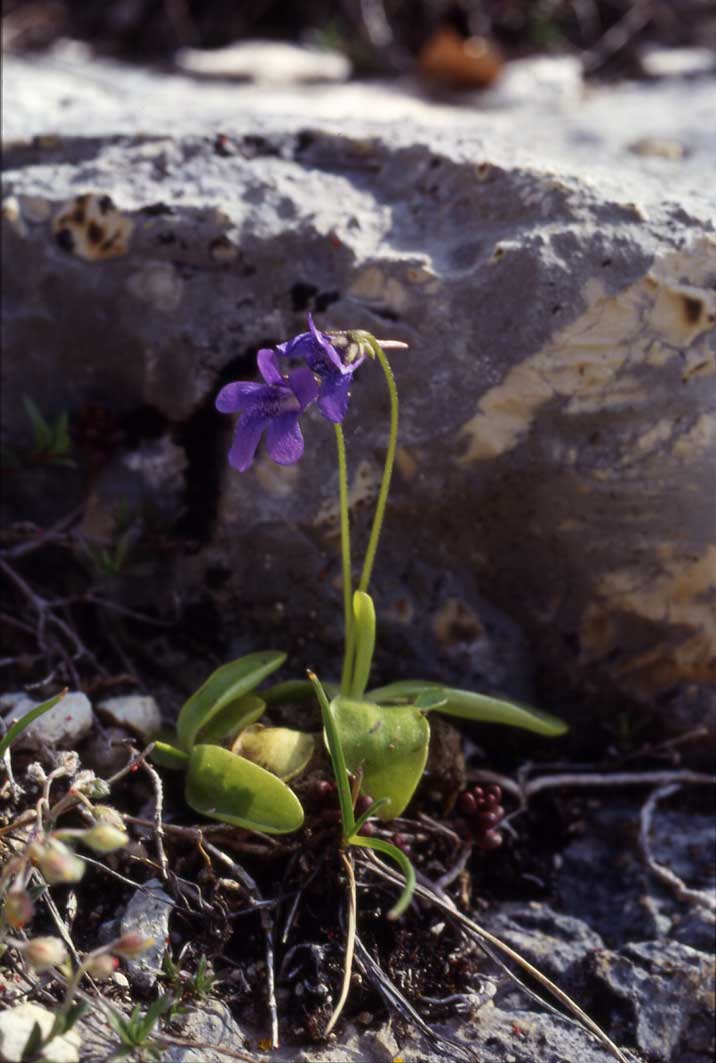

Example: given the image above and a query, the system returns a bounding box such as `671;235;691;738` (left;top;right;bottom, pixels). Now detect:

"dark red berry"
486;785;502;800
459;791;477;815
472;787;484;802
484;792;500;809
477;830;503;850
358;821;375;837
316;781;335;799
393;833;411;853
356;793;374;815
477;811;500;829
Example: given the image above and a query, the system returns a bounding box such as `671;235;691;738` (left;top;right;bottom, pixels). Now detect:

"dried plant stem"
360;853;632;1063
324;850;357;1037
639;783;716;911
203;839;279;1049
469;767;715;815
141;756;169;879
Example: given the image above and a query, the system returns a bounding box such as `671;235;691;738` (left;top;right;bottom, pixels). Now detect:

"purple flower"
216;349;318;471
277;314;365;424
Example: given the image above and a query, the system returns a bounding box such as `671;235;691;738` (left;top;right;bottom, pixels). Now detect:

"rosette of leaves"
151;651;309;835
331;590;566;822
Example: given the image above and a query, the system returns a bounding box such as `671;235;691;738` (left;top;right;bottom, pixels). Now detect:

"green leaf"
310;672;355;838
185;744;304;834
151;740;190;771
332;696;430;820
350;796;389;838
23;396;52;452
367;681;568;736
0;691;65;759
195;694;265;745
350;834;416;919
20;1021;44;1061
53;410;72;456
232;725;315;781
414;690;448;710
177;651;285;750
49;1002;88;1040
350;591;376;698
260;679;316;705
137;995;175;1042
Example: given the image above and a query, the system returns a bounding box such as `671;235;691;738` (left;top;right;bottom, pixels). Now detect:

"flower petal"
257;349;284;386
276;332;313;359
228;412;267;471
288;366;319;411
216;381;265;413
265;412;305;465
308;313;345;373
318;375;352;424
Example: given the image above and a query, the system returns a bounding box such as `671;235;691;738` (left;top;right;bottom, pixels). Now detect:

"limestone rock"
0;1002;81;1063
165;1002;247;1062
0;691;93;750
2;52;715;734
483;902;605;982
120;877;174;990
96;694;162;741
175;40;351;84
588;940;715;1062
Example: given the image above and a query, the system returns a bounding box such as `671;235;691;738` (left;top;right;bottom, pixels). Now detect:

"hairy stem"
358;343;398;596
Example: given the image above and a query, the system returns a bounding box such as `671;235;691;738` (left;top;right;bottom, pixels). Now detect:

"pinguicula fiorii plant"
153;314;567;918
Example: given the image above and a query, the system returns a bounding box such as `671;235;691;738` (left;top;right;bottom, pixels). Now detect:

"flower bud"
4;889;34;930
23;936;68;971
31;839;85;884
73;771;111;799
80;824;129;854
84;953;119;979
92;805;126;831
111;932;155;959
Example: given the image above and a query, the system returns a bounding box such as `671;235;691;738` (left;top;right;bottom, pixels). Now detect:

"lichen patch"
457;238;716;464
52;193;133;260
581;545;716;692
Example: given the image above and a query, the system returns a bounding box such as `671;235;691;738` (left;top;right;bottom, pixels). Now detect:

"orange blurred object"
418;26;503;89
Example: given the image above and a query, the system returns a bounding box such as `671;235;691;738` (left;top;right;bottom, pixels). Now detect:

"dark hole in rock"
682;294;702;323
314;290;340;312
176;344;276;541
369;306;401;323
55;227;74;252
141;201;175;216
121;404;168;448
295;130;315;153
291;281;319;312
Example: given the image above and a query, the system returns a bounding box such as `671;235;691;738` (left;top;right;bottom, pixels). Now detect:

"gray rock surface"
588;940;715;1063
0;690;93;750
165;1002;248;1062
119;877;174;990
96;694;162;741
0;1002;81;1063
554;804;716;946
2;55;715;730
483;901;605;982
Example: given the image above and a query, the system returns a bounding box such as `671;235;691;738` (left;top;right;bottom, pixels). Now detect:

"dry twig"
639;783;716;911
